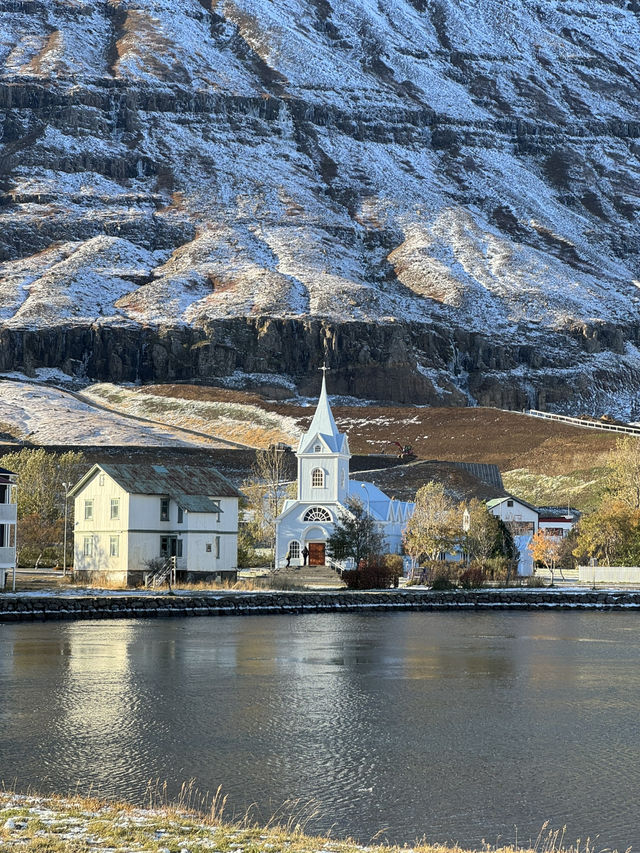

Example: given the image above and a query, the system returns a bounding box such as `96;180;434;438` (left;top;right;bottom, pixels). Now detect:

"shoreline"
2;588;640;622
0;791;595;853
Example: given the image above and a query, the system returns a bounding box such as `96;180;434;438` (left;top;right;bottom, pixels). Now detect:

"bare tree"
242;446;293;566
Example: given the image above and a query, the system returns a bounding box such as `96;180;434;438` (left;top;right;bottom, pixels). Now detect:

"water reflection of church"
274;373;414;568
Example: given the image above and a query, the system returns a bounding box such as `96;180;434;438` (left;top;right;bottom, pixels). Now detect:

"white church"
275;371;415;568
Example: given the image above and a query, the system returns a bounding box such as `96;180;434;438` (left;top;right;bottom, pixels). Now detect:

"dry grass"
141;386;617;475
0;790;623;853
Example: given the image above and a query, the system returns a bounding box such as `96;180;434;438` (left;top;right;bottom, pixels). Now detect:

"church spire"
299;366;345;453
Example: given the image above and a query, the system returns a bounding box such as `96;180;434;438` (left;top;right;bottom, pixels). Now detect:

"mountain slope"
1;0;640;411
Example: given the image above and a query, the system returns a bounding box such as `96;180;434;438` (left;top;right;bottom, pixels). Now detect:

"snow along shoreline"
0;790;559;853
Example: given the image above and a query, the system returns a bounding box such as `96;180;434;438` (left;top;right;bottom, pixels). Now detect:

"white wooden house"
538;507;580;538
486;495;539;576
70;462;241;585
0;466;17;589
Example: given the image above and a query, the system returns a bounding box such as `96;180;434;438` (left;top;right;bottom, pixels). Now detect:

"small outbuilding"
70;462;242;586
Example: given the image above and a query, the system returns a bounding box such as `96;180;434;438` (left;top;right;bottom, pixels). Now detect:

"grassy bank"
0;791;611;853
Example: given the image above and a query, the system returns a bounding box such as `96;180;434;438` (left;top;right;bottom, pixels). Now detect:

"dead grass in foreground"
0;787;620;853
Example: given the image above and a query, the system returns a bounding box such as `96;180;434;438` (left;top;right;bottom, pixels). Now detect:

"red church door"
308;543;325;566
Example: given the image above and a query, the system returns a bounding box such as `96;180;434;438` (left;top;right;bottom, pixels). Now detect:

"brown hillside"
146;385;617;475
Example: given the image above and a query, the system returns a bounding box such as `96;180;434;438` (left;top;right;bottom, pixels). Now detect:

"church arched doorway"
304;526;327;566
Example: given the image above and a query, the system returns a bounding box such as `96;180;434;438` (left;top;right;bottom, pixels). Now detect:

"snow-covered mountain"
1;0;640;412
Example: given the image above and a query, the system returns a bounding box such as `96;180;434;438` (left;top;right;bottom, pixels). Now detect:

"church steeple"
296;367;350;503
299;367;344;453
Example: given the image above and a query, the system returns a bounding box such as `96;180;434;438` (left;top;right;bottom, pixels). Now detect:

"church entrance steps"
268;564;346;589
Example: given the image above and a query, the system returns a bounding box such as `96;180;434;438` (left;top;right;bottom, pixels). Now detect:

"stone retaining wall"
1;589;640;622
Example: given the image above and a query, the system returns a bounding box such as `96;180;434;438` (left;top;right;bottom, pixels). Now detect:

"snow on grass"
81;383;302;447
4;237;171;329
0;381;222;446
0;790;559;853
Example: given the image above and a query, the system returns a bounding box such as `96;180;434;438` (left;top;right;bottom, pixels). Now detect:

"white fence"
527;410;640;436
579;565;640;584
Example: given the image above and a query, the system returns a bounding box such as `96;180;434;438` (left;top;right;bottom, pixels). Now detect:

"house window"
99;474;105;486
109;536;119;557
212;500;221;522
507;500;514;507
110;498;120;520
206;543;212;553
177;539;183;557
83;536;93;556
215;536;220;559
289;540;300;559
340;470;345;489
160;498;169;521
311;468;324;488
160;536;169;556
303;506;331;522
177;506;184;524
84;500;93;520
314;444;321;453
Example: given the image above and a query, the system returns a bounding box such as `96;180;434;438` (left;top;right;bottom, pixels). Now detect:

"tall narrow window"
83;536;93;556
177;506;184;524
84;500;93;520
110;498;120;520
109;536;119;557
289;541;300;559
160;498;169;521
311;468;324;488
215;536;220;559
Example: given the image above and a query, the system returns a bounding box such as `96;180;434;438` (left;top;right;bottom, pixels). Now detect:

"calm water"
1;612;639;850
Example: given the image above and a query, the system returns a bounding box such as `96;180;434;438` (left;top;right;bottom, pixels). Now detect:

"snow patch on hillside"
0;381;217;446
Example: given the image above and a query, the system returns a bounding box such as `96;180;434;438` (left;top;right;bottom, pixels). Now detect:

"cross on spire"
319;363;330;375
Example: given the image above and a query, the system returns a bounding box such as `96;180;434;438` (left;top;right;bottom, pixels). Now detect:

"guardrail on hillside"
527;410;640;436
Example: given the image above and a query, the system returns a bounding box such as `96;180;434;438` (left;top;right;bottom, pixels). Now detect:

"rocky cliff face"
1;0;640;412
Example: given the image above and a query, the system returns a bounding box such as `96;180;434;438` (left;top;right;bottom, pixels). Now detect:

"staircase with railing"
144;556;176;589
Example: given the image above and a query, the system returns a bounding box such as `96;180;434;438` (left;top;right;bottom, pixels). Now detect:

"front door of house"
308;542;325;566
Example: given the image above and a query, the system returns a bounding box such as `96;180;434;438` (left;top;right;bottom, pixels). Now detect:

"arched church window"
289;540;300;559
311;468;324;488
303;506;332;522
340;470;345;489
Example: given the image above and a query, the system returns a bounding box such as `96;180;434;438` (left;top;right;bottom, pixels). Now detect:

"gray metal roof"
176;495;224;513
537;505;581;520
453;462;504;490
71;462;241;500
